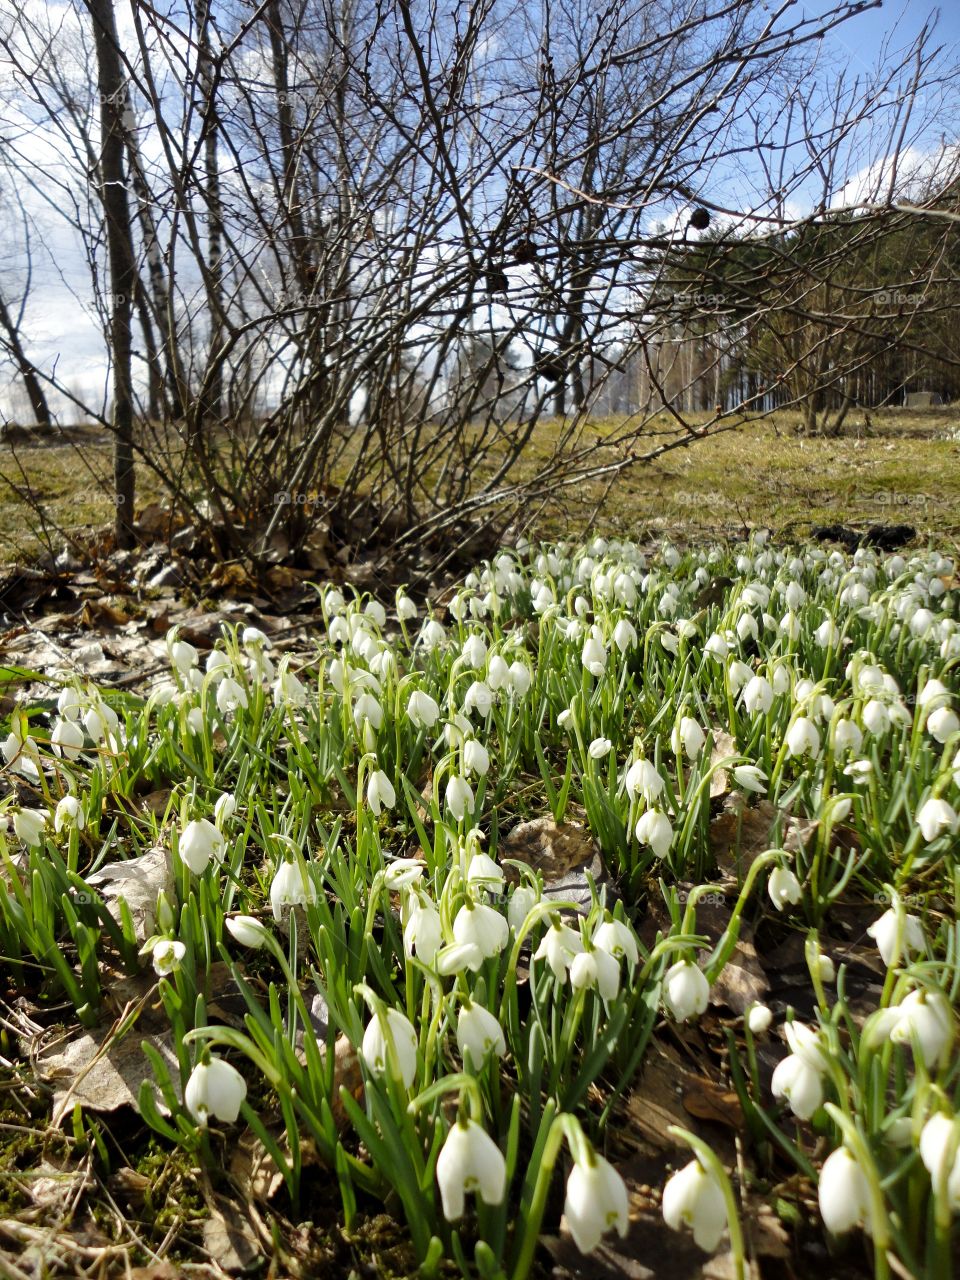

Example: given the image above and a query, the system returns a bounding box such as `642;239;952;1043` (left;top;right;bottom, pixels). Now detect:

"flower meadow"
3;533;960;1278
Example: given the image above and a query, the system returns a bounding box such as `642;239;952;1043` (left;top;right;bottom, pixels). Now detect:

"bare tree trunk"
0;289;52;429
88;0;136;547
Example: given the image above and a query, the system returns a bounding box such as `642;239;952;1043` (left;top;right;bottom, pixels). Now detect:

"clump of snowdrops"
1;532;959;1277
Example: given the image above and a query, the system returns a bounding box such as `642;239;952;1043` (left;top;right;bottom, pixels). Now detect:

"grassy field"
1;407;959;565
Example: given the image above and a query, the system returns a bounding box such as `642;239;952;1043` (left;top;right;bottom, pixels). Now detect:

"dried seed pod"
512;237;538;264
688;207;711;230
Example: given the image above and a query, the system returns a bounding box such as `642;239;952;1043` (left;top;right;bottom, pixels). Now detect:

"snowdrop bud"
225;915;269;948
662;960;709;1022
916;797;958;842
634;809;673;859
662;1158;727;1252
817;954;836;984
178;818;225;874
747;1004;773;1034
367;770;396;816
927;706;959;743
818;1147;871;1235
361;1008;418;1088
184;1057;247;1126
457;1002;506;1062
54;795;84;832
588;736;613;759
768;865;802;911
564;1152;630;1253
785;717;820;759
436;1120;506;1221
741;676;773;715
672;716;705;759
152;938;186;976
214;792;237;827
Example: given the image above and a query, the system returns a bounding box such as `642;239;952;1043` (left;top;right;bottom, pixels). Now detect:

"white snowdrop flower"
273;662;308;707
383;857;424;890
612;619;638;653
402;894;442;962
817;954;837;984
353;692;383;731
508;661;532;695
406;689;440;730
465;851;504;894
51;718;84;761
452;900;508;959
535;920;584;979
463;738;490;777
366;769;396;816
419;619;446;651
170;639;198;675
662;1158;727;1252
818;1147;872;1236
557;708;574;731
184;1057;247;1127
861;699;890;736
671;716;705;759
634;809;673;859
704;633;728;661
570;947;621;1001
916;796;959;842
445;775;475;822
270;859;317;921
216;677;248;715
588;737;613;760
225;915;269;949
785;717;820;759
733;765;767;793
919;1113;960;1201
463;680;494;718
888;989;953;1068
152;938;186;976
178;818;225;874
768;865;802;911
771;1052;825;1120
771;663;792;695
487;655;510;690
362;1008;418;1088
186;707;205;735
844;758;873;783
832;718;863;754
84;701;119;743
436;1120;506;1221
457;1002;506;1063
662;960;709;1021
727;660;753;693
461;633;487;669
581;636;607;677
918;678;951;710
593;918;639;969
910;608;936;637
867;907;926;967
927;706;959;743
396;594;418;621
507;884;539;932
624;759;664;804
54;795;85;832
747;1004;773;1034
815;616;840;648
565;1152;630;1254
736;614;758;642
741;676;773;716
57;687;83;720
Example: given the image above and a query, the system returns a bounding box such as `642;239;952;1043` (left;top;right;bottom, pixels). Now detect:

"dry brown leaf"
203;1195;262;1273
681;1079;744;1130
708;729;738;799
86;845;173;943
501;816;613;911
37;1025;181;1126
